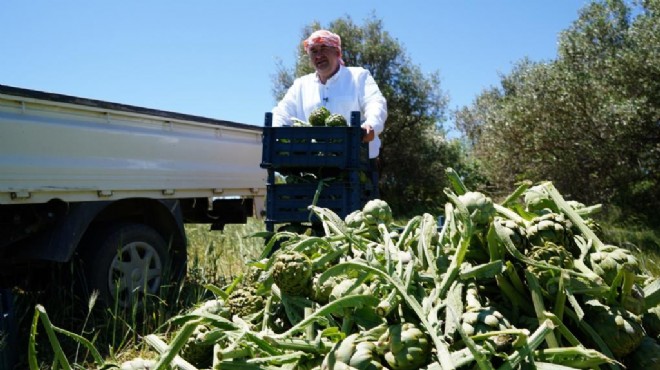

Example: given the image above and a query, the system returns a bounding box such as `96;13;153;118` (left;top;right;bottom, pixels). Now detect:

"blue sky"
1;1;589;132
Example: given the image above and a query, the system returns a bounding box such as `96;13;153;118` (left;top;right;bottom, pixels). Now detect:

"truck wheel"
81;223;168;308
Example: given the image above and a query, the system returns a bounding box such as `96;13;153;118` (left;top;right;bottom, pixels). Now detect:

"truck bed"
0;84;266;209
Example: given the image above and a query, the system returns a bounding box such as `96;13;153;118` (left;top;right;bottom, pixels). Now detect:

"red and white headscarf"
303;29;344;65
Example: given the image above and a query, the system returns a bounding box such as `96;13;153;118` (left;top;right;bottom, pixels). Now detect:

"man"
272;29;388;161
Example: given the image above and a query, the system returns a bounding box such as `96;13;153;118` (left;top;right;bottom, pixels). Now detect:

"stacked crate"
261;112;372;232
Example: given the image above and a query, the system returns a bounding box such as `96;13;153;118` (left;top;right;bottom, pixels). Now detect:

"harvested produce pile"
126;169;659;369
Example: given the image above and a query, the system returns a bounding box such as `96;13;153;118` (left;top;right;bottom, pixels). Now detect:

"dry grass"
185;218;266;286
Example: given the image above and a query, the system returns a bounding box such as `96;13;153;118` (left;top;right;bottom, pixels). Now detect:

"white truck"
0;84;266;307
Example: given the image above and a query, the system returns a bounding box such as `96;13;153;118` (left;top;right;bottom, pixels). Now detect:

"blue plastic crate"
261;126;369;169
261;111;369;170
265;180;369;225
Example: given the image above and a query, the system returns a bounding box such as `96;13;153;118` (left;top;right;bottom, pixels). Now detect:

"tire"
81;223;169;308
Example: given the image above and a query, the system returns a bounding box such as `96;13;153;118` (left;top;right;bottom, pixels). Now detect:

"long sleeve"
272;79;303;127
359;70;387;135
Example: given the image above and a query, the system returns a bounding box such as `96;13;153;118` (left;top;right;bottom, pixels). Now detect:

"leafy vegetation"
17;172;660;369
455;0;660;227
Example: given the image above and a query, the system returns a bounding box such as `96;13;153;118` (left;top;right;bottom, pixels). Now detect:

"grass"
6;216;659;368
185;220;266;286
7;218;267;369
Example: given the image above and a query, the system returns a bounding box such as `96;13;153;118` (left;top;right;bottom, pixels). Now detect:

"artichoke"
362;199;393;226
191;299;228;317
272;251;313;296
493;217;530;254
588;244;641;286
461;306;516;352
181;324;213;368
312;274;342;304
377;323;431;370
226;286;265;318
309;106;331;126
526;242;574;293
243;261;268;286
523;185;557;214
622;336;660;370
457;191;496;226
583;299;645;358
119;358;157;370
526;213;577;256
322;333;383;370
345;210;365;229
325;113;348;127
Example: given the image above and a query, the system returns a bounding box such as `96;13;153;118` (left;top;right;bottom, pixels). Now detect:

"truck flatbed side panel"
0;84;261;132
0;85;266;205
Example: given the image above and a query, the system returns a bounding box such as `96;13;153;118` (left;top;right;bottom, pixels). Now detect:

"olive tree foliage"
455;0;660;225
272;14;469;215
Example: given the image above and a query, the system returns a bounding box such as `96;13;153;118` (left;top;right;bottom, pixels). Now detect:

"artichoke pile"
120;169;659;369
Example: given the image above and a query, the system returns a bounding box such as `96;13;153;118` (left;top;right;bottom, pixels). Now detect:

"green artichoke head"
589;244;640;286
461;306;516;353
583;299;645;358
272;251;313;296
526;242;574;292
227;286;265;318
181;324;214;368
309;106;331;126
312;274;342;304
191;299;228;317
523;185;558;214
120;358;158;370
457;191;496;225
461;306;513;336
493;217;530;253
362;199;393;226
322;333;384;370
325;113;348;127
526;213;578;256
345;210;365;229
377;323;431;370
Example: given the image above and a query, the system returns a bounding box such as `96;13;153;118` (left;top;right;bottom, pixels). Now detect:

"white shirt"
272;66;388;158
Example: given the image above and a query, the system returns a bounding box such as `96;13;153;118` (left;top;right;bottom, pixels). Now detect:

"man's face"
308;45;340;79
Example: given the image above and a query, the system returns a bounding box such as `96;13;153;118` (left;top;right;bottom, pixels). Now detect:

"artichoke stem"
216;346;251;361
340;309;354;335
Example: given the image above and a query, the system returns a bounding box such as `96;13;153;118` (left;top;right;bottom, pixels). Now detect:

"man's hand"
362;125;375;143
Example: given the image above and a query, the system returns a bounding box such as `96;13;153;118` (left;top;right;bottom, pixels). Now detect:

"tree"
455;0;660;226
272;14;464;216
